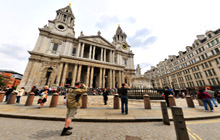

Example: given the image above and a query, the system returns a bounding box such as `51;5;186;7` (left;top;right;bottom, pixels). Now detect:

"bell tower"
112;25;130;51
55;4;75;27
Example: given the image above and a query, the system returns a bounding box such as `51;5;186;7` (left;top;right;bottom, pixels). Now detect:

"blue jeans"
210;98;218;107
202;98;213;111
16;96;21;103
5;94;10;102
121;96;128;114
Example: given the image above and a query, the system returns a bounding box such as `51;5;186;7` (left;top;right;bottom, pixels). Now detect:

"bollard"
0;91;6;102
186;95;195;108
160;101;170;125
7;92;17;104
81;93;88;109
114;94;120;109
143;94;151;109
197;99;203;106
168;95;176;107
49;93;59;107
171;107;190;140
25;92;35;106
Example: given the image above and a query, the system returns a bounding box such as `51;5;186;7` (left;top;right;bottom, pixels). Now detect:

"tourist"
4;87;14;102
16;87;25;104
30;86;39;96
197;89;213;112
61;82;87;136
118;83;128;115
103;88;108;105
37;86;49;108
205;87;218;107
163;87;172;107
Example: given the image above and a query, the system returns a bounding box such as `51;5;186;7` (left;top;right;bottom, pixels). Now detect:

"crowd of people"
161;86;220;112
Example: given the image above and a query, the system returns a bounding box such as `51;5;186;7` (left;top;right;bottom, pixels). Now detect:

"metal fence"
127;88;163;100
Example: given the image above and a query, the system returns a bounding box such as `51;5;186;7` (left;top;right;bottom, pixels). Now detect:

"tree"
0;75;6;87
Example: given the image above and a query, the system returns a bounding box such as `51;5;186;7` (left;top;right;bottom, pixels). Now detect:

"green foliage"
0;75;6;87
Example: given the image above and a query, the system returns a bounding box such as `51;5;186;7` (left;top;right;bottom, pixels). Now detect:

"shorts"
66;108;77;119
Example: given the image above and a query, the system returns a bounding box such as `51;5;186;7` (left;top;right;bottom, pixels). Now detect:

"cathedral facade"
19;5;135;91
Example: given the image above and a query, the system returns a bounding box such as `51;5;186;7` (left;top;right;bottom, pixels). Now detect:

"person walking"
197;89;213;112
205;87;218;107
163;87;172;107
118;83;128;115
61;82;87;136
103;88;108;105
37;86;49;108
16;87;25;104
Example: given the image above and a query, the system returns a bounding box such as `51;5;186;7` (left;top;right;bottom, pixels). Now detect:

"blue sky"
1;0;220;74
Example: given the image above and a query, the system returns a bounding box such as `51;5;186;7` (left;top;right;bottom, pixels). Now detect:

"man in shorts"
61;82;87;136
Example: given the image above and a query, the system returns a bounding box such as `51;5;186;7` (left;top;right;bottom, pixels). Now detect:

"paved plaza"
1;96;220;139
0;96;220;121
1;117;220;140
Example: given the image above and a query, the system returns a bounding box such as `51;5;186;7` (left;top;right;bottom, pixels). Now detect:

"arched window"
45;67;53;85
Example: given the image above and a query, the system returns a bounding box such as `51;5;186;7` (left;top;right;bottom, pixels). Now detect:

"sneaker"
210;110;214;112
61;130;72;136
204;110;209;112
67;127;72;130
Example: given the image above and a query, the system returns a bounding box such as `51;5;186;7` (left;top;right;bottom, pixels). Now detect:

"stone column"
119;71;122;87
90;67;94;88
99;68;103;88
109;69;113;88
113;70;115;88
122;71;125;84
92;46;96;59
112;51;115;63
102;68;106;88
80;43;85;58
56;62;64;86
143;94;151;109
61;63;68;86
71;64;78;86
86;66;90;86
77;42;81;57
104;49;106;62
89;45;92;59
77;65;82;82
101;48;103;61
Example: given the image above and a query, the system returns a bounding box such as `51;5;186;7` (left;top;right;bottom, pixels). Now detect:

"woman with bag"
16;87;25;104
38;86;49;108
103;88;108;105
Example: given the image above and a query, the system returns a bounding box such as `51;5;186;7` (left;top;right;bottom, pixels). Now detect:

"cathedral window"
124;59;127;65
72;48;76;56
53;43;58;51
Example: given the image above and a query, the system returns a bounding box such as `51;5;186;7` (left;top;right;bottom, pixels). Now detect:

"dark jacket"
163;90;172;98
5;88;13;95
119;87;128;96
197;92;211;99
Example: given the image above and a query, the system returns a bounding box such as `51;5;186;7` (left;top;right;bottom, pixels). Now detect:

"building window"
72;48;76;56
53;43;58;51
215;58;219;64
215;48;220;53
124;59;127;65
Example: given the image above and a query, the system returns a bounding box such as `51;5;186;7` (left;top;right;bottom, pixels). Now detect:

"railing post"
0;91;5;102
114;94;120;109
81;93;88;109
49;93;59;108
168;95;176;107
7;92;17;104
186;95;195;108
160;101;170;125
25;92;35;106
143;94;151;109
171;107;190;140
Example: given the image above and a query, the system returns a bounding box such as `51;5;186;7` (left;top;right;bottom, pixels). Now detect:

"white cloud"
1;0;220;75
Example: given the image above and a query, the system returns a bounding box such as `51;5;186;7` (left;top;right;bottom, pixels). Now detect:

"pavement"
0;95;220;122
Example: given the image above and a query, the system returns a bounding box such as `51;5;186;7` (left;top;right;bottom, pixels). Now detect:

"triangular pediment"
79;36;115;48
